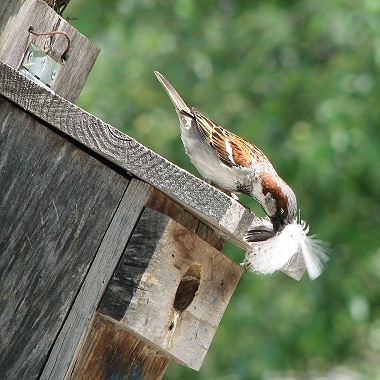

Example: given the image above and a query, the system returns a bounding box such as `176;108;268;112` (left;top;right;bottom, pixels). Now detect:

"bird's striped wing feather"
192;107;264;168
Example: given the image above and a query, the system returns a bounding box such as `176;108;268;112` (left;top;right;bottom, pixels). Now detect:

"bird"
154;71;296;235
155;71;329;279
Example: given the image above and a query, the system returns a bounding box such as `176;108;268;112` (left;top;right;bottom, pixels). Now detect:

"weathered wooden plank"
0;0;100;102
97;207;171;322
146;188;224;251
0;0;24;27
69;313;170;380
98;207;243;370
0;97;129;379
0;61;260;249
41;179;154;380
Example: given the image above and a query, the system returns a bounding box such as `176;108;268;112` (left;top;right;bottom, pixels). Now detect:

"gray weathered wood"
41;179;154;380
97;207;172;321
0;0;24;27
69;313;170;380
0;61;260;249
98;207;243;370
146;188;224;251
0;96;129;379
0;0;100;102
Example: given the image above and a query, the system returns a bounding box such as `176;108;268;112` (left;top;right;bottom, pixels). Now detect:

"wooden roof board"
0;61;260;249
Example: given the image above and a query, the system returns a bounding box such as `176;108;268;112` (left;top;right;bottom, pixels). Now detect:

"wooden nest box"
0;1;261;379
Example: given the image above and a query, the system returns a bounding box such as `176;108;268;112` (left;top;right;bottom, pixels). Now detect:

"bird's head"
259;173;297;233
271;184;297;232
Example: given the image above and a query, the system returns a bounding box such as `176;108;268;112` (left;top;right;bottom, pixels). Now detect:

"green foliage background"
66;0;380;378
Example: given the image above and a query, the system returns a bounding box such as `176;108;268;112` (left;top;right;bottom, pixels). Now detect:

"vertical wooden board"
98;207;171;321
0;98;129;379
68;313;170;380
42;180;154;380
0;0;24;27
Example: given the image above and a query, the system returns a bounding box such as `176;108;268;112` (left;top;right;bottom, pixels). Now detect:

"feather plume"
243;218;329;280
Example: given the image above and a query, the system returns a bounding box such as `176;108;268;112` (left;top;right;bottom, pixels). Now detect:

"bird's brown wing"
191;107;265;168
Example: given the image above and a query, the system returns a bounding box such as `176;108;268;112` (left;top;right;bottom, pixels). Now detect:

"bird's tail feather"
154;71;191;114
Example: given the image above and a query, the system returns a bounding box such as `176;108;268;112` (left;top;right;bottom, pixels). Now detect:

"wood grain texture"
0;0;100;102
69;313;170;380
41;179;153;380
98;207;170;321
0;0;24;28
146;188;224;251
0;61;260;249
98;207;243;370
0;97;129;379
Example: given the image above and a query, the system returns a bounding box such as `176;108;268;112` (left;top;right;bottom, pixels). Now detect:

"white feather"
243;219;329;280
225;139;236;165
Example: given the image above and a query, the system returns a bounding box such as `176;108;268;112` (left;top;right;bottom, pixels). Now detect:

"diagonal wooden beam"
0;61;260;249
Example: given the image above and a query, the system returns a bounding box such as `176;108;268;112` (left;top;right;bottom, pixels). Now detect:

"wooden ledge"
0;61;260;249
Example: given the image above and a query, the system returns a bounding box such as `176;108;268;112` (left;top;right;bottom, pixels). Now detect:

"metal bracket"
20;44;62;89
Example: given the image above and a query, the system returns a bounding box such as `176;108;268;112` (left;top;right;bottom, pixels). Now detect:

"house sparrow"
155;71;329;279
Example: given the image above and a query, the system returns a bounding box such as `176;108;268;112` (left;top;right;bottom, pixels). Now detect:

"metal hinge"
20;44;62;90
